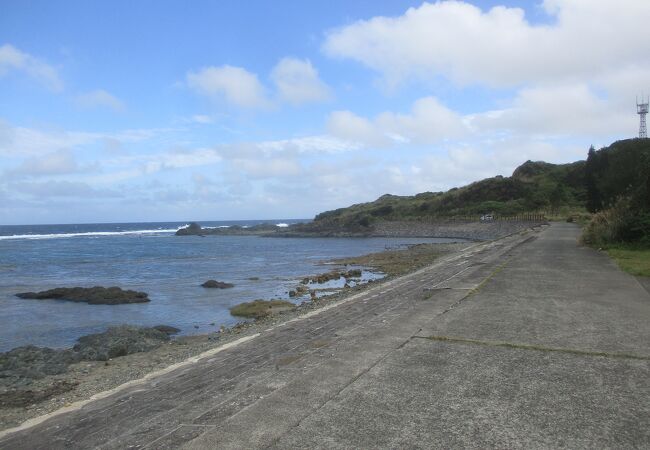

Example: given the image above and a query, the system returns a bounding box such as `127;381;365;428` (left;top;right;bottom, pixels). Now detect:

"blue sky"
1;0;648;224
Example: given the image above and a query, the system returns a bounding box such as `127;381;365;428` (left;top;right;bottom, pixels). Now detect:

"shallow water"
0;221;465;351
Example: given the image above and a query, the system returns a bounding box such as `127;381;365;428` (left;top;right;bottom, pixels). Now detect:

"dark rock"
16;286;149;305
176;222;203;235
295;285;308;294
0;346;81;383
0;325;176;407
152;325;180;335
344;269;362;278
176;222;288;236
72;325;169;361
201;280;234;289
0;380;78;408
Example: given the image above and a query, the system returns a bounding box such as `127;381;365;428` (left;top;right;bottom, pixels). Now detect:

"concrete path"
1;223;648;449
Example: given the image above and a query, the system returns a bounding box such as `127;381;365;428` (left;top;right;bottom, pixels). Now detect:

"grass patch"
606;246;650;278
229;299;294;319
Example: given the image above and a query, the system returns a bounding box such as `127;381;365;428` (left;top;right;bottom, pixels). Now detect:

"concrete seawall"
2;223;647;449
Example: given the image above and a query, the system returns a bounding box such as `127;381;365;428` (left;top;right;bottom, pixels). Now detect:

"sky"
1;0;649;225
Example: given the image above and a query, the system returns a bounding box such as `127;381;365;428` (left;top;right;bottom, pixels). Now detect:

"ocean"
0;220;464;352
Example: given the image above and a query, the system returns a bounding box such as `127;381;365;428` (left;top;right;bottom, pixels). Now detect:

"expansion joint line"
414;335;650;361
436;256;514;317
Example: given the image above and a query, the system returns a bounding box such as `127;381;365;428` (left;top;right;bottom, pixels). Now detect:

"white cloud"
327;96;465;147
10;180;122;199
376;97;466;143
0;121;173;156
141;148;222;174
7;149;83;178
190;114;213;124
186;65;270;108
327;111;390;147
270;57;331;105
322;0;650;88
0;44;63;92
471;84;633;137
233;158;302;178
256;135;360;154
75;89;125;112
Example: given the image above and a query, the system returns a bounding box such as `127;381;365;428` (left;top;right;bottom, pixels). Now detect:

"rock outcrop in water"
0;325;173;407
15;286;150;305
175;222;203;236
176;222;284;236
152;325;181;335
201;280;234;289
229;299;294;319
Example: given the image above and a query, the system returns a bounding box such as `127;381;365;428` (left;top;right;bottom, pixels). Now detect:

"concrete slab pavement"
1;223;648;449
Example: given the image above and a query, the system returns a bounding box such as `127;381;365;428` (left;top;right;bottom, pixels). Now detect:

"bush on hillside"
581;197;650;247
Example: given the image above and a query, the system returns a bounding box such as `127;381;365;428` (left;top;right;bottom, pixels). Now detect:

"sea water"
0;220;465;351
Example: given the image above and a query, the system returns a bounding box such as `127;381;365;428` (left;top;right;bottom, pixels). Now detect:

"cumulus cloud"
327;110;390;147
376;97;466;143
186;65;270;108
471;84;632;137
0;44;63;92
327;96;465;147
186;58;332;109
270;57;331;105
75;89;125;112
322;0;650;88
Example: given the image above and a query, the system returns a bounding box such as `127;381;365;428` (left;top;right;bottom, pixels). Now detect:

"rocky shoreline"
176;219;544;240
0;239;475;432
0;325;180;408
0;217;548;432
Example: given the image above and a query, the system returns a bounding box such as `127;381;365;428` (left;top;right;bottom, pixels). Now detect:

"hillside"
295;158;585;234
177;139;649;239
300;138;650;234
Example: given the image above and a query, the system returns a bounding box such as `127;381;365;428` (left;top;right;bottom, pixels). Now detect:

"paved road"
1;223;648;449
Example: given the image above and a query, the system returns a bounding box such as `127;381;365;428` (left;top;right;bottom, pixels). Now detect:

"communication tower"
638;96;649;138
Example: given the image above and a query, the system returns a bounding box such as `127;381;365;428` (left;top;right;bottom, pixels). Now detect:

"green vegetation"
606;247;650;278
577;139;650;277
298;138;650;273
229;299;294;319
581;139;650;248
303;139;650;238
307;158;587;232
304;139;650;250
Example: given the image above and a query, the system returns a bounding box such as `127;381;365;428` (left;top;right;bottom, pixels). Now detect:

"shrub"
581;197;649;246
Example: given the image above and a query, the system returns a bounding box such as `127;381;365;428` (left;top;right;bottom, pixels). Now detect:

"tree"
585;145;601;212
